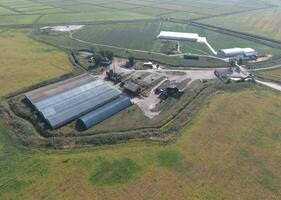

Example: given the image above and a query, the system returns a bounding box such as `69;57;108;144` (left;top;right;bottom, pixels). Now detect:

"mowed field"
200;7;281;41
73;22;281;56
0;29;73;96
72;22;161;52
1;87;281;199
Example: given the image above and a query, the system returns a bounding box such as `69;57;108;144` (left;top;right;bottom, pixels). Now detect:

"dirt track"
256;80;281;92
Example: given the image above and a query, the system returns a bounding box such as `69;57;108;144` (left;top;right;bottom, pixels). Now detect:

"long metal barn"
24;74;132;129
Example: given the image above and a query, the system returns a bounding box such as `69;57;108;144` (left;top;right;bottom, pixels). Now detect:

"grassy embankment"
1;86;281;199
255;68;281;82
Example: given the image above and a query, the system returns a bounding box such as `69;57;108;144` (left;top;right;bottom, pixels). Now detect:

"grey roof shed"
25;74;121;129
77;95;132;130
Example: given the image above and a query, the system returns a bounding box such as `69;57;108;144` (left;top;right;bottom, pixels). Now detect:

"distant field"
0;15;39;26
160;11;203;20
38;11;155;24
0;0;273;26
0;7;15;14
0;29;73;96
199;7;281;41
73;22;161;51
1;87;281;199
129;7;173;17
72;22;281;56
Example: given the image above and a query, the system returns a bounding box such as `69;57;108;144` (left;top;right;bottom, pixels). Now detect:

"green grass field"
38;11;155;24
0;7;15;14
73;22;161;51
72;21;281;56
0;0;273;27
256;68;281;82
1;87;281;199
0;29;73;96
0;15;39;26
200;7;281;41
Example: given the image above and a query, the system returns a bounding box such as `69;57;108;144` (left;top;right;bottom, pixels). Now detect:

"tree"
128;56;135;66
94;54;102;65
100;50;114;60
106;51;114;60
237;58;243;65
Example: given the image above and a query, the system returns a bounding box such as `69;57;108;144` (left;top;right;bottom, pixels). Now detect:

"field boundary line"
0;3;24;14
0;19;159;28
191;5;277;21
188;21;281;46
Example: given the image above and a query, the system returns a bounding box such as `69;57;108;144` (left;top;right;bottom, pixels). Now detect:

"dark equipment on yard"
105;69;122;84
155;80;184;100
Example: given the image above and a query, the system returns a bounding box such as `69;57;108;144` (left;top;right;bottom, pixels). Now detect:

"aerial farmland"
0;0;281;200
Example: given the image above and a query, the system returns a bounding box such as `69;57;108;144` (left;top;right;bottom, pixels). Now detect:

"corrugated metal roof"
25;75;121;129
242;48;255;53
25;74;94;103
218;48;257;57
219;48;244;55
157;31;199;41
78;95;132;129
123;80;140;93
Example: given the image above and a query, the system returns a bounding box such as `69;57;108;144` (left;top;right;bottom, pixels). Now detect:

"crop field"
161;11;204;20
1;87;281;199
0;29;73;97
129;7;175;17
0;6;15;14
199;7;281;41
72;21;281;56
0;15;40;26
39;11;154;24
0;0;274;26
73;22;161;52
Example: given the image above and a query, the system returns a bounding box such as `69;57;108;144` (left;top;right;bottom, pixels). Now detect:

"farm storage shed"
157;31;199;42
122;80;141;94
77;95;132;130
217;48;257;58
24;74;121;129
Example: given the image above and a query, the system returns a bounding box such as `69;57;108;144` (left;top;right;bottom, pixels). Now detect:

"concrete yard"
98;58;217;118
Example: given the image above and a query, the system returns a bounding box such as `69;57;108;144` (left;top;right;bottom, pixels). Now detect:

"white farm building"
157;31;199;42
217;48;258;60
